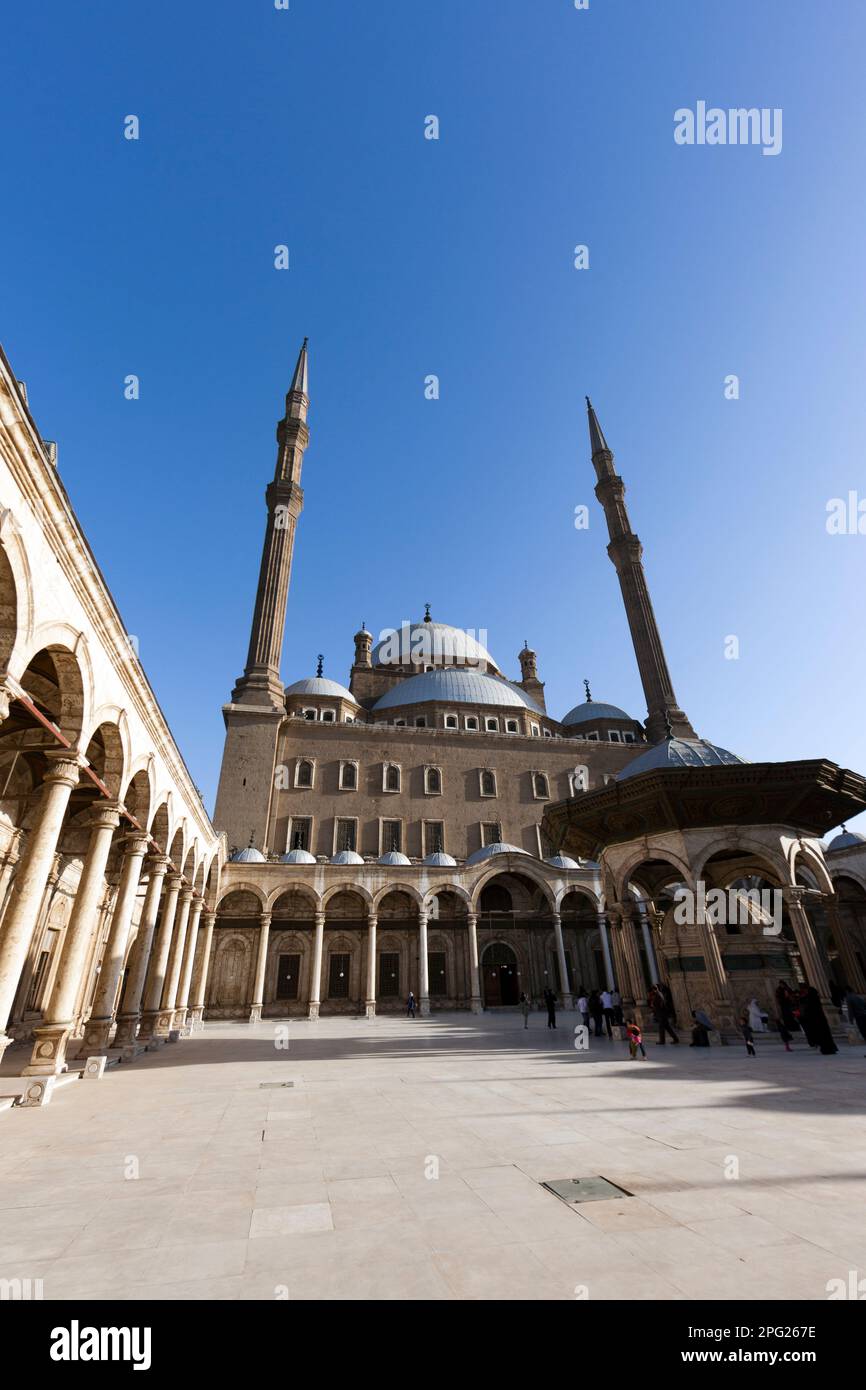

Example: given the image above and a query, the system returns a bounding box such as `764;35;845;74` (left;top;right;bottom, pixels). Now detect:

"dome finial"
316;653;324;677
424;603;432;622
584;678;592;703
248;830;255;849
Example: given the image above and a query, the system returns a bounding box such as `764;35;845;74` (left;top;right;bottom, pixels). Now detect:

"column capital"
145;853;171;878
202;909;216;926
42;750;84;788
178;885;195;903
314;909;326;926
0;682;15;724
121;830;151;858
366;912;377;928
259;910;272;926
467;912;478;926
87;800;123;832
782;885;806;907
165;872;184;891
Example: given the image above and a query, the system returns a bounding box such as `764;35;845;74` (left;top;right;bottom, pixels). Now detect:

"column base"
470;996;483;1014
365;1001;376;1019
112;1015;140;1048
172;1008;188;1030
419;997;430;1017
308;1001;320;1021
22;1023;75;1076
75;1017;114;1057
249;1004;263;1024
152;1009;174;1036
561;993;574;1011
189;1007;204;1029
17;1076;58;1107
136;1011;159;1041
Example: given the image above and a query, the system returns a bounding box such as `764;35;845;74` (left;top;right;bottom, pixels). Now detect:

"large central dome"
372;621;498;673
373;667;542;712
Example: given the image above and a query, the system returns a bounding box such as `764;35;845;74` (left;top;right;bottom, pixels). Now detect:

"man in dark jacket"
650;985;679;1045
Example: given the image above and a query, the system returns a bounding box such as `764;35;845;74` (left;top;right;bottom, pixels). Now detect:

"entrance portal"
482;942;520;1006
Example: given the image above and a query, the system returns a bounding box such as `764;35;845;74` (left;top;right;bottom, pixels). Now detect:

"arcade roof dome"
827;829;866;851
285;676;356;702
279;849;316;864
373;668;543;713
562;700;634;727
465;842;529;866
230;846;266;863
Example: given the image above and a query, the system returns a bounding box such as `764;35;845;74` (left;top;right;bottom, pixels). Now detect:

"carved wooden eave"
541;759;866;861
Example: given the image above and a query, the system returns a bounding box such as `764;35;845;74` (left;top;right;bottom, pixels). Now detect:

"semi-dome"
616;737;747;780
827;828;866;851
545;853;581;870
285;676;357;703
372;621;498;672
330;850;365;865
373;668;543;713
279;848;316;865
422;850;458;867
230;846;266;863
562;699;634;727
465;841;529;866
379;851;411;866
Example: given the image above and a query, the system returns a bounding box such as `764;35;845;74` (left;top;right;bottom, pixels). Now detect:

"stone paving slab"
0;1013;864;1301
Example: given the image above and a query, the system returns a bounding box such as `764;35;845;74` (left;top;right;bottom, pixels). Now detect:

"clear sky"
2;1;865;831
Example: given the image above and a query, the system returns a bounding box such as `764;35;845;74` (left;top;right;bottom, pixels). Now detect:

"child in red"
626;1018;646;1059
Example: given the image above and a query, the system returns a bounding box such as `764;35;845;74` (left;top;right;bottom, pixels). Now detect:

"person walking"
776;1015;794;1052
544;987;557;1029
775;980;800;1034
406;991;416;1018
589;989;604;1038
660;979;678;1027
600;987;614;1039
748;997;766;1033
577;989;590;1035
520;991;531;1029
740;1008;756;1056
610;987;623;1026
799;986;838;1055
625;1017;646;1059
650;985;679;1045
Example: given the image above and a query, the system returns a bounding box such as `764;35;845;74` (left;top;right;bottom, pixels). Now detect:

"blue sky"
2;1;865;829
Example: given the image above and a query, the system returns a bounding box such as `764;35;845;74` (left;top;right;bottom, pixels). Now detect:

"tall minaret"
232;338;310;709
586;397;697;743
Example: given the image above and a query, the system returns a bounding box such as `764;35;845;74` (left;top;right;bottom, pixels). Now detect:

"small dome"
379;851;411;866
827;829;866;852
562;699;633;727
616;737;746;781
330;850;365;865
279;849;317;865
422;850;458;867
465;842;529;866
545;853;580;870
374;668;542;713
230;847;266;864
372;621;498;672
285;676;357;703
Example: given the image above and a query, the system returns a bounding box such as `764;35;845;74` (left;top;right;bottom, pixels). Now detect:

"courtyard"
1;1013;865;1302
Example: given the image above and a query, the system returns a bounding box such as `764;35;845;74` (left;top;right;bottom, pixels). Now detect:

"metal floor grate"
542;1176;631;1204
258;1081;294;1088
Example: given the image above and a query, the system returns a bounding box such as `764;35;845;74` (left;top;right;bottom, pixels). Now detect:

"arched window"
480;884;513;914
321;709;335;723
506;719;519;733
425;767;442;795
303;708;317;721
480;769;497;797
296;759;314;788
340;762;357;791
533;772;549;799
384;764;401;793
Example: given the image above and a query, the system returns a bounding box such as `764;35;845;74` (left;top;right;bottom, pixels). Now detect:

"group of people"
575;987;624;1037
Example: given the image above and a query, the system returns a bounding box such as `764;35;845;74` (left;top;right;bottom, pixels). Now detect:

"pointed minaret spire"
229;338;312;708
584;398;697;743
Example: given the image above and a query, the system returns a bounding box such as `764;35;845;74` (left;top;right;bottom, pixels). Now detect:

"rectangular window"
381;820;402;853
423;821;445;855
288;817;312;851
485;717;499;732
428;952;447;997
336;818;357;852
328;954;350;998
530;723;540;737
608;730;622;743
276;953;300;1000
623;731;635;744
444;714;458;729
379;952;400;997
339;761;358;790
586;731;599;741
482;822;502;846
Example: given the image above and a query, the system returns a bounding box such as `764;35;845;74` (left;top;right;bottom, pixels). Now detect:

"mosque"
0;337;865;1106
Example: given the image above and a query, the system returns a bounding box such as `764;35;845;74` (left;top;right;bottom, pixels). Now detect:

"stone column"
174;896;204;1027
78;831;150;1053
158;887;193;1032
0;752;81;1060
0;834;21;923
138;872;182;1039
784;886;832;1002
467;912;482;1013
596;912;615;990
365;912;377;1018
823;895;866;993
418;906;430;1017
189;909;215;1028
113;855;169;1047
636;901;659;985
23;801;122;1075
308;909;325;1020
618;906;649;1006
551;911;573;1008
249;910;271;1023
